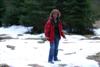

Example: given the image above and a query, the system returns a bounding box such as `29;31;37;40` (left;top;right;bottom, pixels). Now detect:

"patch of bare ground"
93;20;100;28
84;35;94;39
28;64;44;67
87;52;100;66
0;64;10;67
28;64;68;67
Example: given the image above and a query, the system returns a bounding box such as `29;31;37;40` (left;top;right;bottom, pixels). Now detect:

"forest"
0;0;100;34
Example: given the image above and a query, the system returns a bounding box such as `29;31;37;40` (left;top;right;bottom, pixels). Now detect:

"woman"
44;9;66;64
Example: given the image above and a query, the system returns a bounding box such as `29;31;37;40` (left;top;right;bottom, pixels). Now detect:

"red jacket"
44;19;65;42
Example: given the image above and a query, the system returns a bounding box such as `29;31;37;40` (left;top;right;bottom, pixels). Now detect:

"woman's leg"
54;37;60;61
48;41;55;63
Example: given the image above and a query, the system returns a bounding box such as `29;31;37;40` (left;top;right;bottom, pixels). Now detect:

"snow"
0;25;32;35
93;28;100;35
0;25;100;67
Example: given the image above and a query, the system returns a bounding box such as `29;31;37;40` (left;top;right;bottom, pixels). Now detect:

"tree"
0;0;95;34
29;0;57;33
0;0;57;33
18;0;48;33
2;0;20;27
0;0;4;26
90;0;100;20
56;0;95;34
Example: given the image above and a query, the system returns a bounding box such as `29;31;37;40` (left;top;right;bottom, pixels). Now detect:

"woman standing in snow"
44;9;66;64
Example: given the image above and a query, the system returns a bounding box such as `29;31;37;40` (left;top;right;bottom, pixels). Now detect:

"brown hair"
49;9;61;19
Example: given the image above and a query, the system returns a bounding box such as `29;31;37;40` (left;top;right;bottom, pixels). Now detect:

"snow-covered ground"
0;25;100;67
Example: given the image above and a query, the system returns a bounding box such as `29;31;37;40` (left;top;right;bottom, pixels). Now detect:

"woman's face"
52;12;58;19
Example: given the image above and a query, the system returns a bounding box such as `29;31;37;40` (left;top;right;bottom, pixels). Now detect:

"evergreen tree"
18;0;46;33
33;0;56;33
0;0;57;33
0;0;95;34
29;0;56;33
90;0;100;20
56;0;95;34
0;0;4;26
2;0;20;26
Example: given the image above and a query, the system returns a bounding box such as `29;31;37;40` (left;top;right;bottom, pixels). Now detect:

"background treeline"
0;0;99;34
90;0;100;20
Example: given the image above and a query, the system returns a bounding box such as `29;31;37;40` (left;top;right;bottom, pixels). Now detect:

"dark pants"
48;37;60;62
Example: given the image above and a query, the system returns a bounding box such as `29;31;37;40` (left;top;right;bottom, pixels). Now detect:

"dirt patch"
28;64;44;67
93;20;100;28
58;64;67;67
6;45;15;50
28;64;68;67
0;64;10;67
64;52;76;55
87;52;100;66
0;36;13;40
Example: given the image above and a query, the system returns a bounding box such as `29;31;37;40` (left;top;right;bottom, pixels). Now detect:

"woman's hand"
63;35;66;39
45;37;50;41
